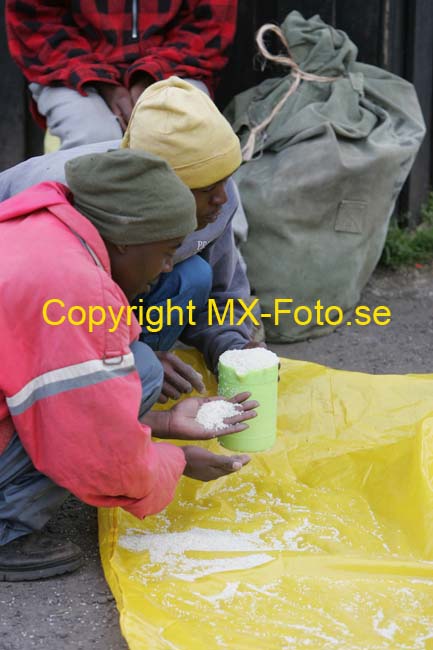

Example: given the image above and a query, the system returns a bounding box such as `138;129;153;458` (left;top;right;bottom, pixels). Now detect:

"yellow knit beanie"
121;77;242;189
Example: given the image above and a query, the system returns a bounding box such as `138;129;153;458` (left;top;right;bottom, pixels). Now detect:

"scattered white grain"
199;582;240;603
119;527;263;560
244;582;280;597
234;510;253;522
172;554;273;582
221;482;256;498
373;609;400;640
282;625;340;646
219;348;279;375
119;526;284;582
195;400;242;431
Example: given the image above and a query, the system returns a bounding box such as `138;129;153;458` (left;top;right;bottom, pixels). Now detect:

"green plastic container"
218;353;278;452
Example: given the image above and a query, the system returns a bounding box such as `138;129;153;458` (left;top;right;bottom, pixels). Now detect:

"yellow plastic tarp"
99;350;433;649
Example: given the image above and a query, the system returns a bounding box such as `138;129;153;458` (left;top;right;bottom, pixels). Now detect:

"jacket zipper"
132;0;138;39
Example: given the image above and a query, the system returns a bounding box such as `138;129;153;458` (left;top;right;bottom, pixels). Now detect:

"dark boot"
0;531;83;581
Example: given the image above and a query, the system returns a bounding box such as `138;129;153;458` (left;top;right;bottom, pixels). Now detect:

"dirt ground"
0;263;432;650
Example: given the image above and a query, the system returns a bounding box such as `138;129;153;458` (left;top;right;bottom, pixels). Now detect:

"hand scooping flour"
195;401;242;431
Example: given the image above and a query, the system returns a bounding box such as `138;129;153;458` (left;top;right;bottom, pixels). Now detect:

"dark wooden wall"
2;1;432;222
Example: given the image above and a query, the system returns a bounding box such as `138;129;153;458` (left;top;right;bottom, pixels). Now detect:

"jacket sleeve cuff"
66;66;122;94
124;59;213;95
122;442;186;519
125;58;171;87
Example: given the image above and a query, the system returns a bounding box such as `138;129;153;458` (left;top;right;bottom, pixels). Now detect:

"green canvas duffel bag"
225;11;425;342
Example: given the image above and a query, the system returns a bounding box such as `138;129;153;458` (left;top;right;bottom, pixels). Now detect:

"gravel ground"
0;263;432;650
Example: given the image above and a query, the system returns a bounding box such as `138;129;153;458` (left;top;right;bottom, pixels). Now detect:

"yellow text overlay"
42;298;392;333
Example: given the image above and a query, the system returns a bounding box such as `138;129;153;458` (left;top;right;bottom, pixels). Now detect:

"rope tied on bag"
242;24;340;161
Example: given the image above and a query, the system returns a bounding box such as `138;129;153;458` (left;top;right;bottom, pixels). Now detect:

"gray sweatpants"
0;340;163;545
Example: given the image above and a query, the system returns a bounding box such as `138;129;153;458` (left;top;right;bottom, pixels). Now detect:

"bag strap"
242;24;340;161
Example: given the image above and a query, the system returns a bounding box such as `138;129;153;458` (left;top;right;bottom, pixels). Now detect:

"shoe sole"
0;556;83;582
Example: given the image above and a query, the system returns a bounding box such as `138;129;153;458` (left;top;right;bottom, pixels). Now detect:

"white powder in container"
219;348;279;375
195;400;242;431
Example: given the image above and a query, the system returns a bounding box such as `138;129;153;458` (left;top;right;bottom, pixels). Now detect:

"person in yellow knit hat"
0;77;264;401
122;77;242;192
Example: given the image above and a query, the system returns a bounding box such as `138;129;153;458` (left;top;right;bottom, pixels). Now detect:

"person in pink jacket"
0;149;255;581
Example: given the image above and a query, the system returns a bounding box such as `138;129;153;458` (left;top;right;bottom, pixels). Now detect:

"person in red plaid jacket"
6;0;237;149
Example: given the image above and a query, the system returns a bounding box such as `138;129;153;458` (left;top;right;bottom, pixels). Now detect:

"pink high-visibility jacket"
0;182;185;518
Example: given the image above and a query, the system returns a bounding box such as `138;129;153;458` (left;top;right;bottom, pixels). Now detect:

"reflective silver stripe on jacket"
6;354;135;416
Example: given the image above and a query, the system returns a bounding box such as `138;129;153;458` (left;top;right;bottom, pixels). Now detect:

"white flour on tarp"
118;515;341;584
373;609;400;640
219;348;279;375
234;510;254;522
118;526;281;582
172;555;273;582
131;551;274;584
244;581;281;597
282;626;340;648
119;512;344;568
119;527;270;560
200;582;240;603
195;400;242;431
118;495;347;585
219;482;257;499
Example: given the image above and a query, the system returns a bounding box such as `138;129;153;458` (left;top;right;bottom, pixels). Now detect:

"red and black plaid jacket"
6;0;237;96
